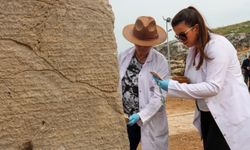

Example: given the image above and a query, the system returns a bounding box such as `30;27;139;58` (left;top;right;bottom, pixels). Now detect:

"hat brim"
123;24;167;46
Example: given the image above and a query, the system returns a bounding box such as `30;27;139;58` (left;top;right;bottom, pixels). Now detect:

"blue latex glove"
128;114;140;126
153;77;169;91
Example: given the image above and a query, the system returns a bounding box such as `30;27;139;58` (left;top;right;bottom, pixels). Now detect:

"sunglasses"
175;27;194;42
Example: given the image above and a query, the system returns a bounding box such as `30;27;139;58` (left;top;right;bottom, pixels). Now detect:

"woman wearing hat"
153;6;250;150
118;16;169;150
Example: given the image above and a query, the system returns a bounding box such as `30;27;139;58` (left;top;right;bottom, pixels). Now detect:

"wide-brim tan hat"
123;16;167;46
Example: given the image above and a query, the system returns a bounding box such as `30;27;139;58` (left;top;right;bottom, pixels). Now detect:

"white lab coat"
168;33;250;150
118;47;169;150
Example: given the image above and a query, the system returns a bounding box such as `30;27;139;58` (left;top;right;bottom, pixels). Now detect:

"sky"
108;0;250;52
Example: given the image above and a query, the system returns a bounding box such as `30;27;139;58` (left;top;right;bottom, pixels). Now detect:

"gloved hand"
153;77;169;91
128;113;140;126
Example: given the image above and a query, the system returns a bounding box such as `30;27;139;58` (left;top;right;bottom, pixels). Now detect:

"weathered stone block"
0;0;128;149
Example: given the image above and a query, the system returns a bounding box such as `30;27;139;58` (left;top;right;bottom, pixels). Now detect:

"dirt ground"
167;98;203;150
138;98;203;150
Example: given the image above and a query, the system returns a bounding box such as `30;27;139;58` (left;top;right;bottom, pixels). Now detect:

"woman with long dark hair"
153;6;250;150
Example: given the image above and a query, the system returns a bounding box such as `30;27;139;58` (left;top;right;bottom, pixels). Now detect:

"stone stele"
0;0;129;149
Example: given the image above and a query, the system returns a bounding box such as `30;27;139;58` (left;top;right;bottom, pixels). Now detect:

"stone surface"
0;0;129;149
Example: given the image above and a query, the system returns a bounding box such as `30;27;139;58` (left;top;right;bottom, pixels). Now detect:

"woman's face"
173;22;199;47
135;45;152;52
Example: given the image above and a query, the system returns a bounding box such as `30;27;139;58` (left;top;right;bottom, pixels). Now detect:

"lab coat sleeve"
138;54;169;124
168;40;230;99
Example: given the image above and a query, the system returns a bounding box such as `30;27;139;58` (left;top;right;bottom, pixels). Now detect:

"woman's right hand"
152;77;169;91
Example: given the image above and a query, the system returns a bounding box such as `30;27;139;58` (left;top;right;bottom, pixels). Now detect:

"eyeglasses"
175;27;194;42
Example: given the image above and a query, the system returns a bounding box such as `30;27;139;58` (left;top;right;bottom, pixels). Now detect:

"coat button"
214;116;217;119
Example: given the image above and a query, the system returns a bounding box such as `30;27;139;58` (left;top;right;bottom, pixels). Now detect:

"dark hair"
171;6;211;70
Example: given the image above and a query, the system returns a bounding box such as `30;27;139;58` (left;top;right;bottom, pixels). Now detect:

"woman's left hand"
171;76;190;83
